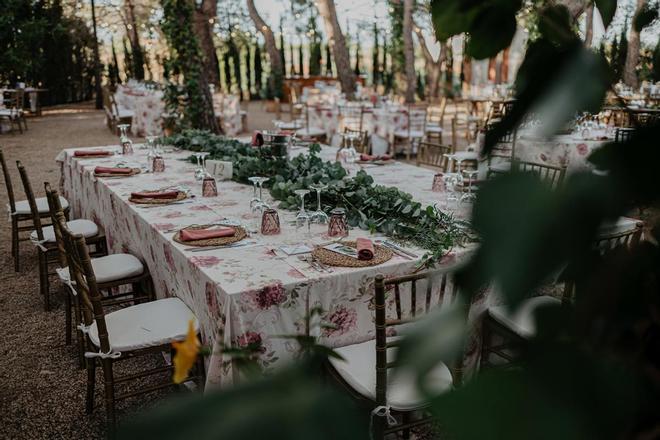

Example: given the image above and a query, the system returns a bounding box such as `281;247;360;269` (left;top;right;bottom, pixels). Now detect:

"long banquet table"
57;143;487;388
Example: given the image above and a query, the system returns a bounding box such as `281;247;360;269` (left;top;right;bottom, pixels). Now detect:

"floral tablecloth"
114;86;165;137
515;134;607;173
212;93;242;137
57;143;491;389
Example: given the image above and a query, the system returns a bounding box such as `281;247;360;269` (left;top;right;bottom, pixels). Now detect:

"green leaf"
634;3;659;32
466;6;518;59
595;0;618;28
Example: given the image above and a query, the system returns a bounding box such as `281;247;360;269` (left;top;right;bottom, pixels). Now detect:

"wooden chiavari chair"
416;141;452;171
338;104;365;132
513;160;567;188
485;125;517;178
614;127;634;143
45;184;152;362
56;212;204;432
393;105;428;160
328;269;466;440
425;97;447;143
480;221;643;369
341;127;370;154
1;150;70;272
16;162;104;310
296;104;326;142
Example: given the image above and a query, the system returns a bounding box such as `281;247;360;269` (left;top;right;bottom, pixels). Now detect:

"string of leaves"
163;129;471;264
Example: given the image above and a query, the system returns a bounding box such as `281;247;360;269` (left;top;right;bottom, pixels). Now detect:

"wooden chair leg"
74;296;86;369
64;286;72;345
196;354;206;392
11;218;19;272
86;358;97;414
102;358;117;433
38;250;50;311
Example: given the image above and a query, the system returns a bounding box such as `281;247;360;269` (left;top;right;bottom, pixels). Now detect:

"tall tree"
415;25;444;98
122;38;133;79
499;47;510;84
616;22;629;82
316;0;356;97
246;0;284;98
354;37;361;76
90;0;102;109
245;44;252;95
372;23;380;85
325;43;333;76
254;43;263;92
309;38;322;76
584;3;594;47
623;0;646;87
298;42;304;76
123;0;145;80
402;0;416;102
193;0;220;86
161;0;219;132
653;38;660;82
110;37;121;85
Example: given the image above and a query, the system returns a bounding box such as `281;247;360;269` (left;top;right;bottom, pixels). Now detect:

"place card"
206;160;233;180
323;243;359;259
279;244;313;256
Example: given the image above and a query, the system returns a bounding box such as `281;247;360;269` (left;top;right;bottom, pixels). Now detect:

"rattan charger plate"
172;224;247;247
94;168;141;178
129;191;187;205
312;241;393;267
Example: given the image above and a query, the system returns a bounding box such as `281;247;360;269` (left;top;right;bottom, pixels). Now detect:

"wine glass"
255;177;270;210
443;173;462;209
118;124;133;155
460;170;478;203
248;176;261;209
309;183;329;224
194;152;209;181
294;189;311;234
145;135;157;170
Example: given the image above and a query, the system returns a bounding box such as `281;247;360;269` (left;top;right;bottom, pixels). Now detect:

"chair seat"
116;108;134;118
59;253;144;285
11;196;69;215
488;295;561;338
31;219;99;243
329;338;453;411
425;125;444;134
296;127;326;137
452;151;479;161
88;298;198;352
488;162;511;174
393;129;424;139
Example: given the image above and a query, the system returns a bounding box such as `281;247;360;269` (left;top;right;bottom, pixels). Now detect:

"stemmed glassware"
248;176;261;209
443;173;462;209
194;152;209;181
309;183;329;224
118;124;133;155
248;177;270;231
294;189;311;234
460;170;478;203
145;135;157;170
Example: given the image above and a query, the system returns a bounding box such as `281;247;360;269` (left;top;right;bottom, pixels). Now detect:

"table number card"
206;160;233;180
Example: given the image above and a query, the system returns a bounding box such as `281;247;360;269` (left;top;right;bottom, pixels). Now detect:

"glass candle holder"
152;156;165;173
121;139;134;155
261;208;281;235
202;177;218;197
432;173;445;192
328;207;349;237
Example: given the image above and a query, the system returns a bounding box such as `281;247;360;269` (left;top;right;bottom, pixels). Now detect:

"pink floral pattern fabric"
515;134;607;173
57;143;489;388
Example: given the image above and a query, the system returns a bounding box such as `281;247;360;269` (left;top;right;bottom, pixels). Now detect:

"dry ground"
0;101;280;439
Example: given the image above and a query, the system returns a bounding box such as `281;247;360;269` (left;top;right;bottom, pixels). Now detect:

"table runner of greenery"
162;129;471;264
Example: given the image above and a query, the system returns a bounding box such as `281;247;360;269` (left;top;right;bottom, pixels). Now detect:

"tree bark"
584;3;594;47
193;0;220;86
124;0;145;80
246;0;283;81
499;47;510;83
557;0;589;20
414;26;444;99
402;0;416;103
623;0;645;87
488;56;497;82
316;0;356;98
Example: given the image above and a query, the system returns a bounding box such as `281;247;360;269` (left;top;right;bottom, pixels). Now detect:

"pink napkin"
360;154;392;162
94;166;132;175
356;238;374;260
252;131;264;146
74;150;112;157
131;190;179;200
180;227;235;242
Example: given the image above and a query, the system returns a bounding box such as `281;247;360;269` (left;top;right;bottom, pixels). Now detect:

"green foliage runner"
163;130;470;264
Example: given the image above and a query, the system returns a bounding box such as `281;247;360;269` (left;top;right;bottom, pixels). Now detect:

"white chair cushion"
393;129;424;139
11;196;69;215
488;162;511;173
116;108;134;118
425;125;443;134
452;151;479;161
88;298;198;352
296;127;326;137
31;219;98;243
329;338;453;411
488;295;561;338
59;253;144;285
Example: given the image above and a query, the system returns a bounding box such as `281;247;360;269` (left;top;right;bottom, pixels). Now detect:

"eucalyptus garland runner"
163;130;471;264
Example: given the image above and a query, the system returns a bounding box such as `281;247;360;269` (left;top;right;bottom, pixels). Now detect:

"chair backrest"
338;104;364;132
0;149;17;213
514;160;566;188
44;183;68;267
374;269;464;405
614;127;634;143
427;98;447;126
486;123;517;160
57;212;111;354
16;160;45;240
416;141;451;170
407;106;427;134
341;127;369;154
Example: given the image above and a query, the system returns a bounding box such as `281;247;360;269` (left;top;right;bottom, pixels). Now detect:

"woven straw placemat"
129;191;187;205
312;240;393;267
173;224;247;247
94;168;141;178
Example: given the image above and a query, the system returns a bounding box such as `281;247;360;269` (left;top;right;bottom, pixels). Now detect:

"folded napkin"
252;131;264;147
360;154;392;162
356;238;374;260
278;130;295;136
180;226;235;242
131;190;179;200
74;150;112;157
94;166;133;175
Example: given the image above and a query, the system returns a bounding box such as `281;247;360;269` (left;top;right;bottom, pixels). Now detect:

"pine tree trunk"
499;47;510;83
124;0;145;80
414;26;443;99
193;0;220;86
317;0;356;98
402;0;416;103
623;0;645;87
246;0;283;81
584;3;594;47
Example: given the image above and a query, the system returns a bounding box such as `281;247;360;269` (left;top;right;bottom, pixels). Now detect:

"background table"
58;143;488;388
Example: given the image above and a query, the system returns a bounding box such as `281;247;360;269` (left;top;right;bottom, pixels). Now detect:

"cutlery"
377;240;418;260
185;240;258;252
297;255;330;273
